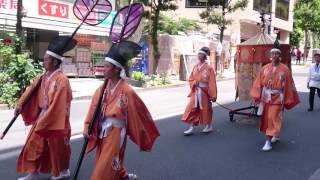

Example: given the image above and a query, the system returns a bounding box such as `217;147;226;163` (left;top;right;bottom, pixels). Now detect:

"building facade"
171;0;294;44
0;0;119;77
0;0;295;75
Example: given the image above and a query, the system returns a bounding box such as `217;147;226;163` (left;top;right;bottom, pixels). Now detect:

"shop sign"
39;0;69;19
0;0;17;11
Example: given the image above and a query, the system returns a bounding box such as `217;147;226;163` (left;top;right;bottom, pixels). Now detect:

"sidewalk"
0;64;308;110
70;63;309;101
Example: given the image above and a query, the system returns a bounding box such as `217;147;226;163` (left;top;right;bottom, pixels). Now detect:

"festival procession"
0;0;320;180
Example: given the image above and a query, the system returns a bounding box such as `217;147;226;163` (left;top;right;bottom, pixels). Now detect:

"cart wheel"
229;113;234;122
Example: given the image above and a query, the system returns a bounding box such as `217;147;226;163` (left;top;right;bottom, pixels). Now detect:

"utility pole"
15;0;23;54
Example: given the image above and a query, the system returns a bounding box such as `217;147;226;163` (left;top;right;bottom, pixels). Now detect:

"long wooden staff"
72;1;144;179
0;76;42;140
70;2;111;178
72;79;108;180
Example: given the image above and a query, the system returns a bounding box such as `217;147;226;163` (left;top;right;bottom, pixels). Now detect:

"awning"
0;12;110;36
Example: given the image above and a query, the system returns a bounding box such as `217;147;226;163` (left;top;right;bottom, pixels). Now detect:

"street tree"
15;0;23;54
294;0;320;60
0;34;42;107
138;0;177;74
199;0;248;43
290;23;304;47
158;15;200;35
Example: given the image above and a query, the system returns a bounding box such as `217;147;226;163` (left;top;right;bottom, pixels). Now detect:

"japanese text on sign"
39;0;69;18
0;0;17;10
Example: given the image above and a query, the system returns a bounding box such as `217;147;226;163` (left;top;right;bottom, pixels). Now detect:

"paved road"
0;74;236;150
1;65;320;180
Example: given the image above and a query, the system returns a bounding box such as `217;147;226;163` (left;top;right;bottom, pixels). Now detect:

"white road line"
71;134;84;140
154;111;184;121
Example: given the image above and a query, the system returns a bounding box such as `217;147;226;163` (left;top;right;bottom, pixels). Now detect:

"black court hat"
198;46;210;56
271;39;281;53
105;41;141;69
46;36;77;61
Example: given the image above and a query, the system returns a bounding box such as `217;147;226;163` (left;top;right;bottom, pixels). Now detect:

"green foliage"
147;73;171;87
200;0;248;42
200;10;232;30
178;18;200;31
158;15;200;35
127;58;136;68
294;0;320;33
0;73;20;108
293;0;320;52
159;72;170;85
132;71;145;81
200;0;248;30
0;33;43;108
290;23;304;47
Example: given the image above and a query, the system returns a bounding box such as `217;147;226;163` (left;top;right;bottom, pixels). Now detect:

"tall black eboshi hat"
46;36;77;61
271;39;281;53
198;46;210;56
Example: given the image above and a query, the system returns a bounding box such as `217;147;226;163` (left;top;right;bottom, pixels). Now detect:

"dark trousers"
296;57;301;64
309;87;320;109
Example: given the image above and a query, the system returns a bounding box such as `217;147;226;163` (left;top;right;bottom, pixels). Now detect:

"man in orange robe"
182;47;217;135
83;41;160;180
15;36;76;180
250;40;300;151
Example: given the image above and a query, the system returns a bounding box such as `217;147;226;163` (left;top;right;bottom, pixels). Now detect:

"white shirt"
308;63;320;89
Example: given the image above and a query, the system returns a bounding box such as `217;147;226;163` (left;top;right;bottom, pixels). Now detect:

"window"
253;0;271;14
275;0;289;20
185;0;207;8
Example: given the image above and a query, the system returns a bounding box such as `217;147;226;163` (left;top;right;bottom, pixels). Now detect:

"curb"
72;76;235;101
133;76;234;93
0;76;236;108
0;104;9;111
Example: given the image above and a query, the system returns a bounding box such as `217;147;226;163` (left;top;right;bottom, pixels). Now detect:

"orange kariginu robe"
251;63;300;137
16;69;72;176
182;62;217;126
84;79;160;180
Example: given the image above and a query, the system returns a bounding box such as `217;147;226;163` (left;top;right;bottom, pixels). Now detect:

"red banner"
39;0;69;18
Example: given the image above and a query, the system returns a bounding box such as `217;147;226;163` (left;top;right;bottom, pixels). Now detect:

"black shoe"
308;108;313;111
